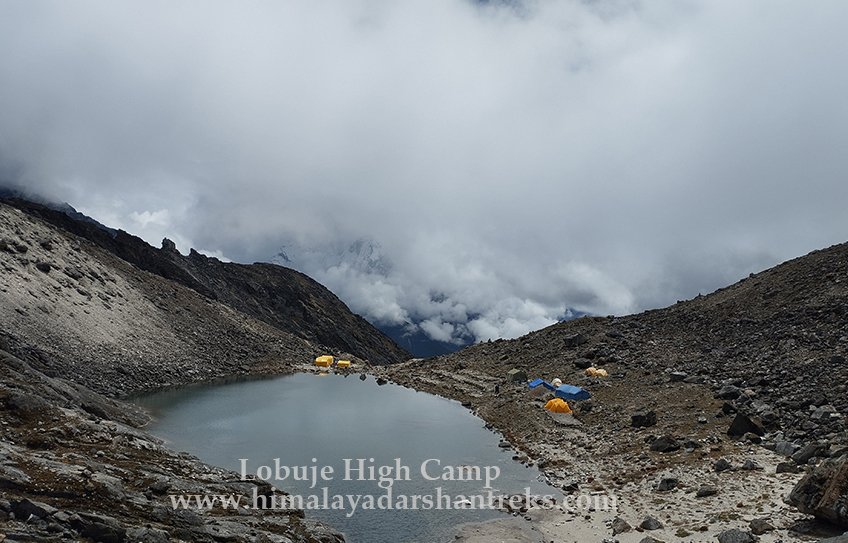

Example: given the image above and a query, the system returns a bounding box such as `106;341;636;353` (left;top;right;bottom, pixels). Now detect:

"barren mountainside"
1;197;410;369
0;200;348;541
382;241;848;536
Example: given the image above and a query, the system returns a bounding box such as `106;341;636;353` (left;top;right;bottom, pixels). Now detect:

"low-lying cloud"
2;0;847;344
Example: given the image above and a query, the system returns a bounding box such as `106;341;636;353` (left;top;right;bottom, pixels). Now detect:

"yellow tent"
337;360;351;368
585;367;608;378
544;398;572;414
314;355;333;367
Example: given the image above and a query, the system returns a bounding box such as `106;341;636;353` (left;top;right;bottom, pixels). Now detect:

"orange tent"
544;398;572;414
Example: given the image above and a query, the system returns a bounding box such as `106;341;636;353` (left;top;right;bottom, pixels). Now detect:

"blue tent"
555;384;592;401
528;378;555;391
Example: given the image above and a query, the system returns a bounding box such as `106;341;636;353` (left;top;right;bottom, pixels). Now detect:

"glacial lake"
137;372;557;543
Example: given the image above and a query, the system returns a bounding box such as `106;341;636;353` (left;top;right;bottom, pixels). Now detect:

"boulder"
650;435;680;453
640;516;663;530
127;527;170;543
774;441;801;457
714;458;733;472
611;517;631;535
811;405;839;421
507;369;527;383
564;333;587;348
632;410;657;428
792;442;828;465
776;462;800;474
72;512;127;543
716;385;742;400
696;485;718;498
11;499;57;519
748;518;774;535
573;358;592;369
728;413;765;437
716;528;757;543
745;432;763;444
657;477;679;492
787;455;848;527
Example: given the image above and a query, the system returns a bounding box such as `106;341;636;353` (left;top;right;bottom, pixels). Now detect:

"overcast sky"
2;0;847;344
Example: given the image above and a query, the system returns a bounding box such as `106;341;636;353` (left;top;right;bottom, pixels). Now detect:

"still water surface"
137;373;555;543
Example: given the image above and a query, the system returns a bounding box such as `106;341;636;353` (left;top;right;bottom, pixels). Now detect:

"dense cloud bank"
2;0;847;343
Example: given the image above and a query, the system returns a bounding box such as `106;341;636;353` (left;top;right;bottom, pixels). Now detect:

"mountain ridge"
1;196;410;366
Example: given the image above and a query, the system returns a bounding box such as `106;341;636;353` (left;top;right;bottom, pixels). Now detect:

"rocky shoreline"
0;349;347;543
2;346;846;543
375;316;848;541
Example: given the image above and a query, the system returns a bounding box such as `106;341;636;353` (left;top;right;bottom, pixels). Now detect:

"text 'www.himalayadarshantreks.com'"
168;457;617;518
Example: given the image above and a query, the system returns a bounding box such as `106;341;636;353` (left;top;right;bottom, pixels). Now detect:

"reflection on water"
137;372;556;543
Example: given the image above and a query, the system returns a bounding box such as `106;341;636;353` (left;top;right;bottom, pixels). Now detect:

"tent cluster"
314;356;352;369
528;377;592;413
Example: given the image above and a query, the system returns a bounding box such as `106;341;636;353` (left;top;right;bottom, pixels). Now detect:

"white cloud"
2;0;848;344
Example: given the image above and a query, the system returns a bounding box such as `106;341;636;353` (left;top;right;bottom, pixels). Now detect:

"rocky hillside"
1;196;410;366
156;240;407;366
0;202;323;397
383;241;848;539
0;199;373;542
390;240;848;444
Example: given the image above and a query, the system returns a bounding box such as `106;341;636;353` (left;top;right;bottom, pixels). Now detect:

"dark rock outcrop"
727;413;765;437
788;455;848;527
